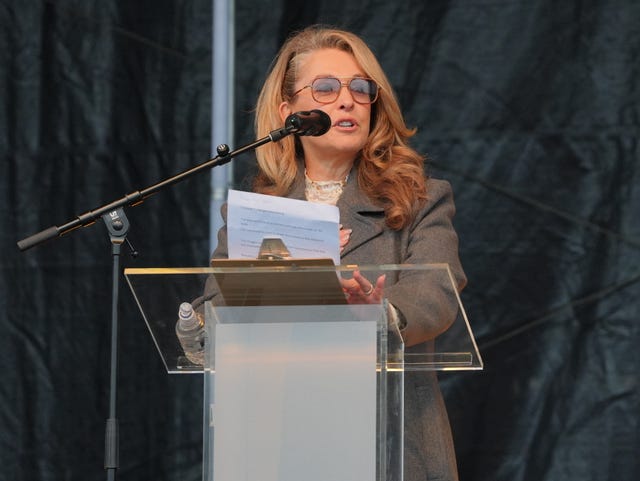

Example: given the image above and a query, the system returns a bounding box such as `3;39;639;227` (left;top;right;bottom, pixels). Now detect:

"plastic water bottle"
175;302;206;366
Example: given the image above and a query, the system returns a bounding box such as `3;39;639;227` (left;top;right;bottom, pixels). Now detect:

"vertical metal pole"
205;2;234;480
209;0;235;256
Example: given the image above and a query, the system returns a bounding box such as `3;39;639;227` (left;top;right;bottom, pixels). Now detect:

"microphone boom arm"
16;124;297;251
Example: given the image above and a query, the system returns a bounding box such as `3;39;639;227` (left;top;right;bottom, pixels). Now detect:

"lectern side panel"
212;321;377;481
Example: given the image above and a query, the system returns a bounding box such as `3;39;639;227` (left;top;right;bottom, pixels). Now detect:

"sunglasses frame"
292;77;380;105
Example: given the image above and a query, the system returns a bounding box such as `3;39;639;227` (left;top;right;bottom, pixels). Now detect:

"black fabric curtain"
2;1;638;480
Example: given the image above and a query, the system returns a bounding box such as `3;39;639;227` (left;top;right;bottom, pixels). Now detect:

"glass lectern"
125;263;482;481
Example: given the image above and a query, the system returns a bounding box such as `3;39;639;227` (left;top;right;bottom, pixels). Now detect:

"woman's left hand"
341;270;386;304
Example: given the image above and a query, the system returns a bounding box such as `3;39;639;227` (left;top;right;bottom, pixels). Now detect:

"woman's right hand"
340;270;386;304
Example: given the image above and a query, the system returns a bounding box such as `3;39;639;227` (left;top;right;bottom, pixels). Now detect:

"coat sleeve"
199;203;229;310
211;203;229;260
384;179;467;346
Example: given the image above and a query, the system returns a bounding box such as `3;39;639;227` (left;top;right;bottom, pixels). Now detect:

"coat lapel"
287;165;386;257
337;174;386;257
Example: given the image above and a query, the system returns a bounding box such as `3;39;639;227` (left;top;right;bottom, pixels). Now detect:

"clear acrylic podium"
125;263;482;481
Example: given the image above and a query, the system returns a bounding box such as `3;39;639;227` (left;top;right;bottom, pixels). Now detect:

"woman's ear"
278;101;292;122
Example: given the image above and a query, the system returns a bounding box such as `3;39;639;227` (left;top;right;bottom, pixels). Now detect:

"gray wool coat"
211;167;466;481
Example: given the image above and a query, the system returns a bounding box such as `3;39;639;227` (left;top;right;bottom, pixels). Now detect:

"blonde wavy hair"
254;25;428;230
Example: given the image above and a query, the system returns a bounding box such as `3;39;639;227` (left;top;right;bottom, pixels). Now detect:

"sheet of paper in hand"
227;189;340;264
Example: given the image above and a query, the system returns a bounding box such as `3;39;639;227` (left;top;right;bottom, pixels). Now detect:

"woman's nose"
336;85;355;109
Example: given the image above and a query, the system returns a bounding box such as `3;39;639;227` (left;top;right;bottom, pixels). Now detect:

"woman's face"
279;48;372;167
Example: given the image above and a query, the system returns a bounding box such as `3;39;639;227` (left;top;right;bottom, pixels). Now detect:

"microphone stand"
103;208;129;481
16;122;298;480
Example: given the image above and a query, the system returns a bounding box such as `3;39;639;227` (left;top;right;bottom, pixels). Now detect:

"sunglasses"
292;77;380;105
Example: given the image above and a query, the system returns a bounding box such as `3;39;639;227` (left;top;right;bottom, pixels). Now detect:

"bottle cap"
178;302;200;330
179;302;193;319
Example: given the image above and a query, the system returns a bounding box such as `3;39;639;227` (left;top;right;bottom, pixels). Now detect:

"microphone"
285;110;331;136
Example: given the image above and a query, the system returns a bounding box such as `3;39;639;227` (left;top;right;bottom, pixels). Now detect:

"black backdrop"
2;1;638;480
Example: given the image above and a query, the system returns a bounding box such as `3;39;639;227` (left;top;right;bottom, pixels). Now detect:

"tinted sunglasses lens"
350;78;378;103
311;78;341;101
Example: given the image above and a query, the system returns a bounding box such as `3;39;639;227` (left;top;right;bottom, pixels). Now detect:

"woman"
211;26;466;481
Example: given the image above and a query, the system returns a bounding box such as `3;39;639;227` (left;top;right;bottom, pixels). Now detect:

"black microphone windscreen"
285;110;331;136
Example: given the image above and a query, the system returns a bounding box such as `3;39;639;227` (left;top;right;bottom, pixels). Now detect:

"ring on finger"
363;284;374;296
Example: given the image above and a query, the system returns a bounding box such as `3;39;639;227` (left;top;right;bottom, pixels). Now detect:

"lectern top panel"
124;264;483;373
